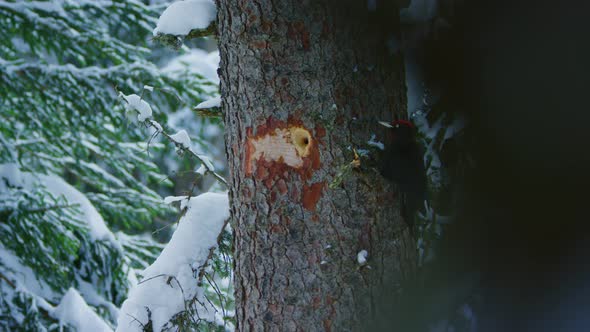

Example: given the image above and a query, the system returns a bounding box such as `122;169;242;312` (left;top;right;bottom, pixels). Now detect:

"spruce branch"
192;106;221;118
196;218;230;287
146;119;228;187
153;22;216;50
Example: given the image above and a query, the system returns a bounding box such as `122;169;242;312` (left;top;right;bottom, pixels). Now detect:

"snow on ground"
153;0;216;36
117;192;229;332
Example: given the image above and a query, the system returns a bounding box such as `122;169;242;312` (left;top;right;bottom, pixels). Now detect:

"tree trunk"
217;1;416;330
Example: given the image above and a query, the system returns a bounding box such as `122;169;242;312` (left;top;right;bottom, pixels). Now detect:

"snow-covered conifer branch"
147;120;227;187
117;192;231;332
118;92;227;187
152;0;217;49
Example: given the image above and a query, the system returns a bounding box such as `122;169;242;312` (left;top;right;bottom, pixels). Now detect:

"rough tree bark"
217;1;416;330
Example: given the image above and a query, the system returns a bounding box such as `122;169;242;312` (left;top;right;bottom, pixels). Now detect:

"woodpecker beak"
378;121;393;128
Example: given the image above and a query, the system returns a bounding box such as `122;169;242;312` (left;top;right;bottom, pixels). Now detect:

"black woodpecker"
379;119;426;234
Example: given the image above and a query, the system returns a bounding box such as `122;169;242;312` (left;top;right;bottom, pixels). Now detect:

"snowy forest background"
0;1;235;330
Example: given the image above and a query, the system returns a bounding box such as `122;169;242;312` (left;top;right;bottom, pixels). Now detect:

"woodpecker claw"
351;149;361;168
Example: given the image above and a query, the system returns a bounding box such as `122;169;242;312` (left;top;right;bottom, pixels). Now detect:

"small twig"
201;293;216;314
137;273;168;285
147;119;227;187
125;313;146;329
153;170;200;236
153;86;184;104
204;273;227;320
167;275;190;315
152;222;175;237
117;94;227;187
153;23;216;50
0;272;16;288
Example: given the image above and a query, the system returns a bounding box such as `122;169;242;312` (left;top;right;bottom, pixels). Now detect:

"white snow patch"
143;85;154;92
40;174;117;244
195;96;220;109
54;288;113;332
120;93;153;122
163;195;191;210
170;129;191;149
153;0;216;36
0;245;59;302
368;134;385;150
150;120;164;133
0;164;116;245
0;163;24;189
196;164;207;175
357;250;369;265
117;192;230;332
163;195;189;205
76;278;119;323
197;154;215;171
163;49;219;84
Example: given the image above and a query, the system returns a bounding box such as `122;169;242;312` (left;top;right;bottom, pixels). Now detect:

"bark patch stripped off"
245;118;320;180
245;118;323;207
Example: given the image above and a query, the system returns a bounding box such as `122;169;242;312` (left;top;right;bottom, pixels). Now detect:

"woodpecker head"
379;119;417;148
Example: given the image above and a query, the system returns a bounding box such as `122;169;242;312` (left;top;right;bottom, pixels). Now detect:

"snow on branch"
152;122;225;186
0;246;113;331
118;92;227;187
152;0;216;49
116;192;230;332
0;164;118;245
193;96;221;118
54;288;113;332
169;129;191;149
195;96;220;110
0;59;158;78
120;93;153;122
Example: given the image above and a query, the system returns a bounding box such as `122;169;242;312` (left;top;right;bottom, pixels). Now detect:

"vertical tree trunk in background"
217;1;416;330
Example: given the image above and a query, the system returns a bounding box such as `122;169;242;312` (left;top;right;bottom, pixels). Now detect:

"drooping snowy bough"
117;192;230;331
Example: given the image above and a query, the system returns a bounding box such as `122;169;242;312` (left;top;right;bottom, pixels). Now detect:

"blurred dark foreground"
366;0;590;331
